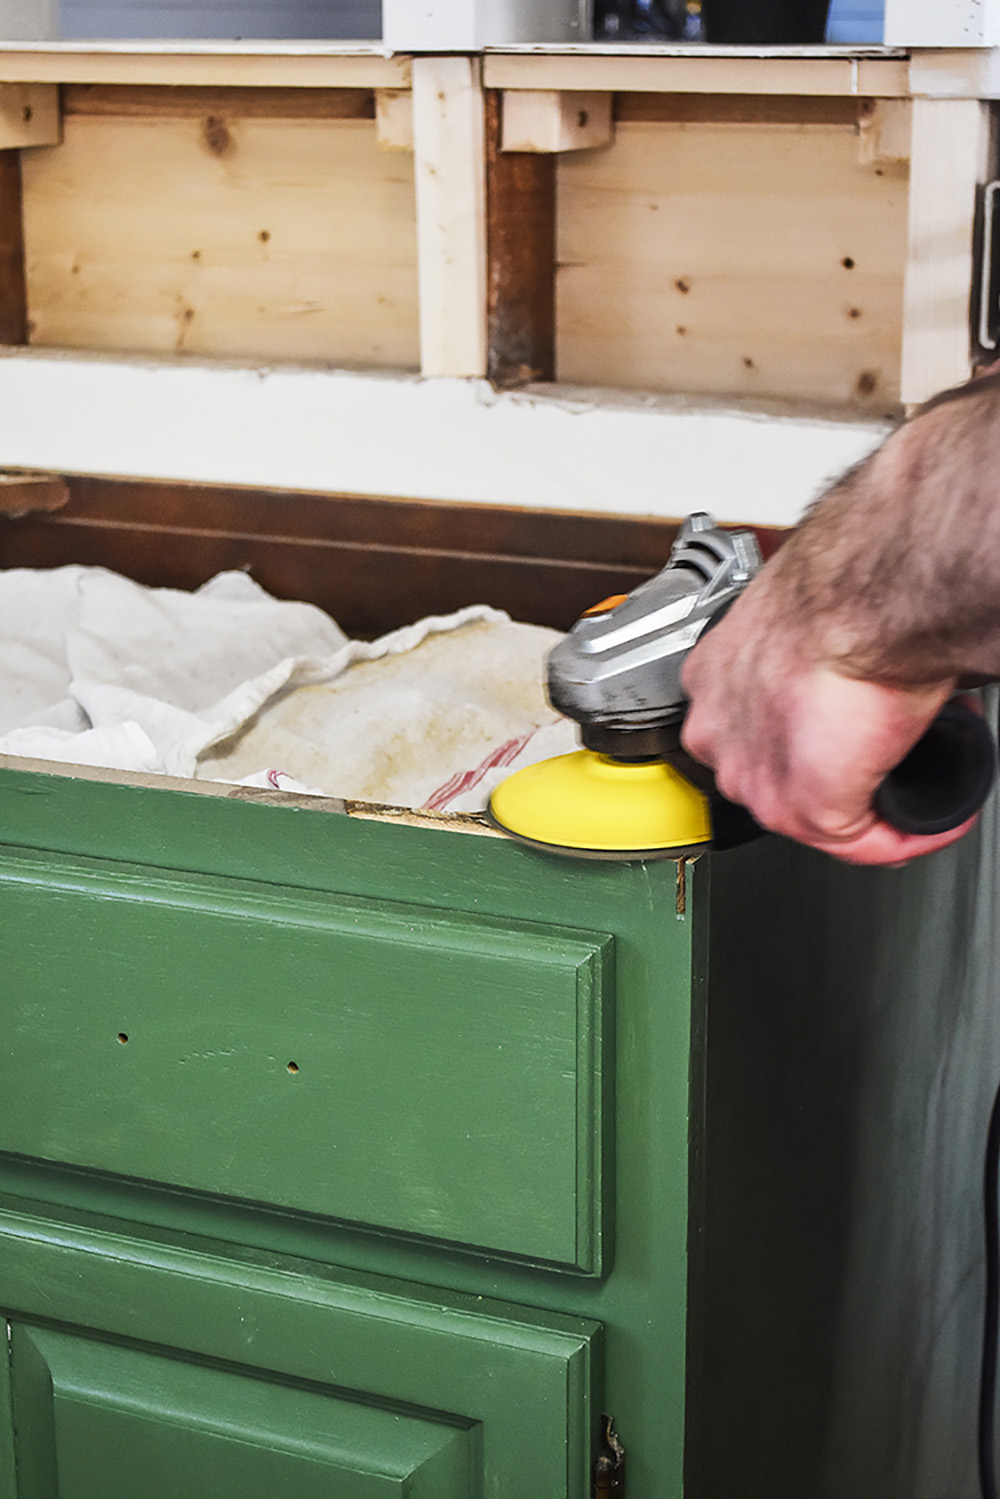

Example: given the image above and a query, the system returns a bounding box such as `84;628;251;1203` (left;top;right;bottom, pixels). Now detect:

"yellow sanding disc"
487;749;713;859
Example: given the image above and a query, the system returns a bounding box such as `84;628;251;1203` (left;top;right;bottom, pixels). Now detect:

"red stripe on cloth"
422;729;539;812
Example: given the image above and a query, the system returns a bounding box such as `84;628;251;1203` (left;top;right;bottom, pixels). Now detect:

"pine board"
20;110;419;366
555;116;909;410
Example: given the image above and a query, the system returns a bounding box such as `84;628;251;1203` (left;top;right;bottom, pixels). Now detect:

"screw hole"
577;110;589;128
287;1061;299;1074
842;256;855;269
117;1033;129;1044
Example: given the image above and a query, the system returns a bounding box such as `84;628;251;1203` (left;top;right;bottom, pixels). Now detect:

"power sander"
487;512;998;860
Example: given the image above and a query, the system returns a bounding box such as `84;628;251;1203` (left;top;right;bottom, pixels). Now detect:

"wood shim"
555;115;909;410
20;110;420;366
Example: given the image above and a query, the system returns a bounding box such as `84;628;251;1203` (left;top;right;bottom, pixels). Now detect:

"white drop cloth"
0;566;578;812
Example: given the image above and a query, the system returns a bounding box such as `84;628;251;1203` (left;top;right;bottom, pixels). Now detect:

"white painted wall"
884;0;1000;47
0;352;891;527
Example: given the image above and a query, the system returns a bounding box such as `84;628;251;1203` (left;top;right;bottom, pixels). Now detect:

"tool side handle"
875;699;997;836
675;698;996;849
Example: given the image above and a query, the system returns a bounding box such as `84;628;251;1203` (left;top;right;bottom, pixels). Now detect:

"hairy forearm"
765;373;1000;687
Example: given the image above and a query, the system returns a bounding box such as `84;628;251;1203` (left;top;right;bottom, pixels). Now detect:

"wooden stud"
375;89;413;152
501;91;613;154
485;89;555;386
0;149;27;345
900;97;993;405
411;55;487;379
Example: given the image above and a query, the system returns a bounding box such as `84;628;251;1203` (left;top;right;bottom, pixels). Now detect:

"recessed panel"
0;847;612;1270
10;1326;468;1499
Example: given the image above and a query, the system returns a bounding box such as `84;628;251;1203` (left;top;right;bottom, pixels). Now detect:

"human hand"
680;580;976;866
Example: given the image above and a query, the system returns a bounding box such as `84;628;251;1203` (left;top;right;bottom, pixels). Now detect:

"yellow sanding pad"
486;749;713;860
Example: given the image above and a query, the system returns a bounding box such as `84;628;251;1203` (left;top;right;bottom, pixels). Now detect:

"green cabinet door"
0;1206;600;1499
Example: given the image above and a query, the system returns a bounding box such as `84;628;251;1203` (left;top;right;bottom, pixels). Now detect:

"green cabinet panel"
10;1326;470;1499
0;763;697;1499
0;845;611;1272
0;1204;599;1499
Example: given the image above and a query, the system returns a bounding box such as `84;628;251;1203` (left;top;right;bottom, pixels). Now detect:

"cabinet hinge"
594;1414;625;1496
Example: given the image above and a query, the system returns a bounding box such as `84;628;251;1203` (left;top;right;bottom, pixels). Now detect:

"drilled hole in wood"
842;256;855;269
287;1061;299;1074
847;306;862;320
117;1032;129;1044
259;229;271;244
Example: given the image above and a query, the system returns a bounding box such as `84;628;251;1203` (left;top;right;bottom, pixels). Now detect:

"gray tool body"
545;512;996;838
547;513;762;762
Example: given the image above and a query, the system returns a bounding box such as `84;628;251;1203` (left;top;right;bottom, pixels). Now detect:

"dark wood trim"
615;93;863;126
0;476;784;637
0;151;28;347
0;472;68;516
485;89;557;388
61;84;377;120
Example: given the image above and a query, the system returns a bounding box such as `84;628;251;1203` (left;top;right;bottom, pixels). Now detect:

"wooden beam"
0;82;58;146
412;55;487;379
501;90;613;152
900;97;992;405
62;84;375;120
483;51;911;98
0;150;27;345
0;44;410;91
485;89;555;385
616;93;861;124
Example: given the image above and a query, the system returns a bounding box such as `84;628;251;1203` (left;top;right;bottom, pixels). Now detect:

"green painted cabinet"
0;761;693;1499
0;755;979;1497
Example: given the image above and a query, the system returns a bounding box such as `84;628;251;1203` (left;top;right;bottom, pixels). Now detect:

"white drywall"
0;351;891;526
884;0;1000;47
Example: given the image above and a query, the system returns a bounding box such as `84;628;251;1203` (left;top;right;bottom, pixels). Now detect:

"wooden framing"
0;41;990;429
485;88;556;385
411;54;488;378
899;97;994;405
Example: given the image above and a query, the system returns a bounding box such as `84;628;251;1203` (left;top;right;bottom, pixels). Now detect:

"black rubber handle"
874;699;997;836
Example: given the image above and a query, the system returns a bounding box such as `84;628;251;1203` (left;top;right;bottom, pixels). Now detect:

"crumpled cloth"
0;565;578;812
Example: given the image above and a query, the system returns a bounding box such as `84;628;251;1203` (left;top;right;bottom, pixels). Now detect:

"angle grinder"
487;512;998;860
